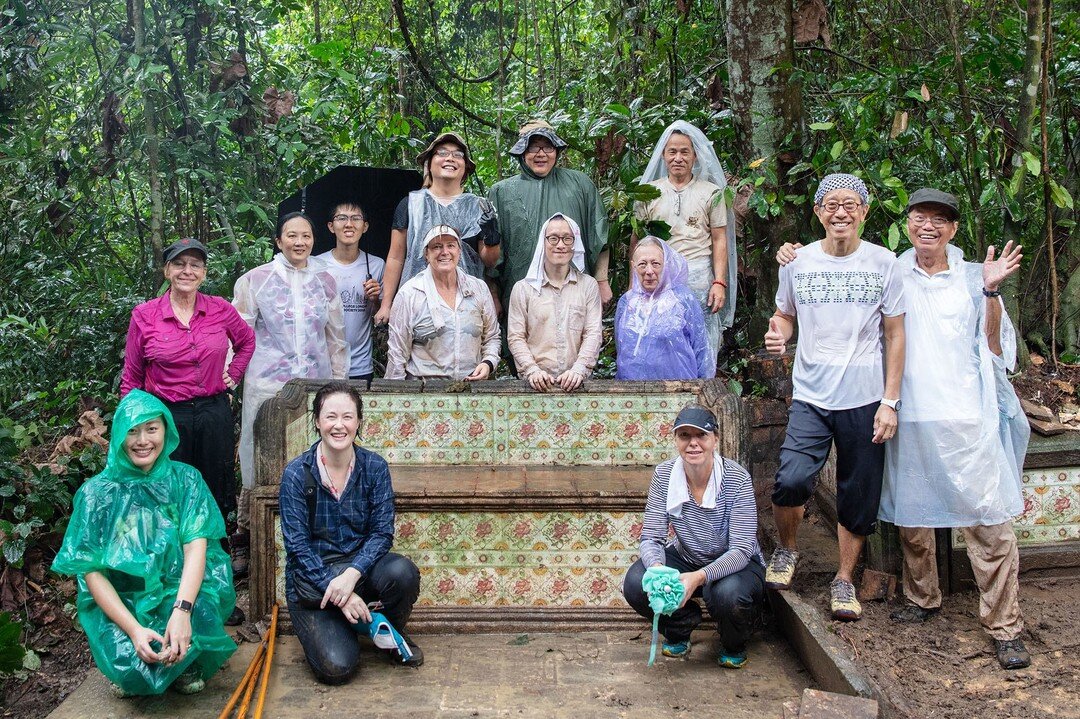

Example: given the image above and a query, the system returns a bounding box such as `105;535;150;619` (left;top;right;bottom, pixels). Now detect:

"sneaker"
765;548;800;590
829;578;862;621
392;634;424;668
661;640;691;658
110;683;136;699
994;638;1031;670
717;649;748;669
225;605;246;626
172;667;205;695
890;604;939;623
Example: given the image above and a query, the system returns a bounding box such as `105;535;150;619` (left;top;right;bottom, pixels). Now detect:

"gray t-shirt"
775;240;905;410
316;250;386;377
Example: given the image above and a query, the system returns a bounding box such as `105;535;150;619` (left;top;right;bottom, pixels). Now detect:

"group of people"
49;128;1033;696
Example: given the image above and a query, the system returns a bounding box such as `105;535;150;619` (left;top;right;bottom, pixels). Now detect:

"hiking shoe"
225;605;246;627
230;532;249;578
110;683;136;699
829;578;862;621
765;548;800;590
391;634;424;668
172;667;205;695
994;638;1031;670
717;649;748;669
890;604;939;623
661;640;691;658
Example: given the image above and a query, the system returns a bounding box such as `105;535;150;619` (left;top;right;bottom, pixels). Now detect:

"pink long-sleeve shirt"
120;291;256;402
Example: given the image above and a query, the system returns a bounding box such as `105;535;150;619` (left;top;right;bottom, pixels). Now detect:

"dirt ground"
804;579;1080;719
1011;358;1080;417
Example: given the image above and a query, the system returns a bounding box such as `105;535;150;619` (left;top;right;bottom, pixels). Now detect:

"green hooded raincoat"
52;389;236;695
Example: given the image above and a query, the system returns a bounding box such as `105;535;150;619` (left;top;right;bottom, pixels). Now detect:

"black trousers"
622;547;766;652
165;392;236;523
288;553;421;685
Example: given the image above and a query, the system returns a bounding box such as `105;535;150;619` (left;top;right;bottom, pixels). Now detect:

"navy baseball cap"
673;406;718;433
163;238;209;263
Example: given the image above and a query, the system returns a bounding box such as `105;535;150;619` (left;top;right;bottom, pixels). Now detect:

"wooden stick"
217;640;267;719
253;604;280;719
235;650;265;718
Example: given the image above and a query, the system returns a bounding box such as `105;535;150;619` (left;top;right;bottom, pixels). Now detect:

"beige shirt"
386;270;500;380
507;268;603;378
634;176;727;262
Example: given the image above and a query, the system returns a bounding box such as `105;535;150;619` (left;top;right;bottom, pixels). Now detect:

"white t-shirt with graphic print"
775;240;905;411
316;250;386;377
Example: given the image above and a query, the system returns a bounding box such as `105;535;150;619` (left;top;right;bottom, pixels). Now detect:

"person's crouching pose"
622;405;766;668
280;382;422;684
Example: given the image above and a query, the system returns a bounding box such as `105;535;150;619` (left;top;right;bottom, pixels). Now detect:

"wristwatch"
880;397;902;412
173;599;193;613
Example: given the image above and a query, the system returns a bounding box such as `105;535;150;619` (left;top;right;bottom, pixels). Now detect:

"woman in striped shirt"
622;405;766;668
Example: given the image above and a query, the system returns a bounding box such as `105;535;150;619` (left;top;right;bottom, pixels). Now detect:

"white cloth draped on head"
639;120;737;328
524;214;586;291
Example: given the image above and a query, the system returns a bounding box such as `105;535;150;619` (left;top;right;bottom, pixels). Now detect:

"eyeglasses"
333;214;366;223
819;199;863;213
544;234;575;246
908;214;953;228
168;259;206;271
434;149;466;159
526;145;556;156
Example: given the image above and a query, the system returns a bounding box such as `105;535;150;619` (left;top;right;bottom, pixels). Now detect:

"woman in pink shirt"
121;238;255;624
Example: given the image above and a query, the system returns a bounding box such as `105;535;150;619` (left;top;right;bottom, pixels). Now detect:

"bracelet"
982;287;1001;297
595;277;610;283
712;280;727;288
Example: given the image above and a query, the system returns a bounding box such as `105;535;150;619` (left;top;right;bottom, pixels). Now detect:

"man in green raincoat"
488;120;612;321
52;389;236;696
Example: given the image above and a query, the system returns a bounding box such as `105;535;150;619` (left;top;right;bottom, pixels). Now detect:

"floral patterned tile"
952;467;1080;548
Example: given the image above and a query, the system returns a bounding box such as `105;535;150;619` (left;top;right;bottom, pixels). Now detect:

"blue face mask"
641;566;686;666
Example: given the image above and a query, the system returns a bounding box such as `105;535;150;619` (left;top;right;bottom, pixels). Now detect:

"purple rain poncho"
615;237;715;380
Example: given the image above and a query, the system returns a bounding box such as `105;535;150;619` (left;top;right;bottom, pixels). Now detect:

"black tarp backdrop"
276;166;423;259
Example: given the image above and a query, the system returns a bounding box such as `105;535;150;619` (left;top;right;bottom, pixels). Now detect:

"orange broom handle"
253;603;280;719
216;639;267;719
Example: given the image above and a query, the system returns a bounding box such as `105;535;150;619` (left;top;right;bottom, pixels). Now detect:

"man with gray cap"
763;173;906;622
488;120;612;318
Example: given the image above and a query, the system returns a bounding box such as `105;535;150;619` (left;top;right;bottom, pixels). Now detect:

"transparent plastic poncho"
878;245;1029;528
233;254;347;488
640;120;738;330
399;189;484;286
51;390;236;695
615;237;715;380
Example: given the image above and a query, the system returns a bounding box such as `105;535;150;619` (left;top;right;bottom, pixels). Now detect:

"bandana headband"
814;173;869;205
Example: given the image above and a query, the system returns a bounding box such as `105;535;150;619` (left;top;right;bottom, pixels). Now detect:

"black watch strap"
982;287;1002;297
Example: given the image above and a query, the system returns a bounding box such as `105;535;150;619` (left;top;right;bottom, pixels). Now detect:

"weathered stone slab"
798;688;878;718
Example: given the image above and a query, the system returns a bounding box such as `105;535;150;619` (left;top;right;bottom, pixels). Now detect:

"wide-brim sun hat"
509;120;568;157
416;131;476;177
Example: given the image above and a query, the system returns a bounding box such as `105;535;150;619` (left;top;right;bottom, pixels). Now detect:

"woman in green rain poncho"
52;389;236;696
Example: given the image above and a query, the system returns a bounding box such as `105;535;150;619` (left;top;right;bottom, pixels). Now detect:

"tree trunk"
726;0;805;337
132;0;165;278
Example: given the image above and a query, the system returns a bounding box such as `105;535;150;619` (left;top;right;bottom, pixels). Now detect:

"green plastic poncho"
488;163;609;309
52;389;236;695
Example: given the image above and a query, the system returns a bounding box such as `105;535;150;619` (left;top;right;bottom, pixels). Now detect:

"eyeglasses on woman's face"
434;149;466;159
168;259;206;271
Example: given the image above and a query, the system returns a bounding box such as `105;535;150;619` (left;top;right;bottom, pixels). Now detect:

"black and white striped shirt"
638;457;763;582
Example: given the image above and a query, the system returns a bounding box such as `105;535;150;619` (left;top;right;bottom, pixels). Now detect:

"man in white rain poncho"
633;121;737;368
879;188;1030;670
230;212;348;575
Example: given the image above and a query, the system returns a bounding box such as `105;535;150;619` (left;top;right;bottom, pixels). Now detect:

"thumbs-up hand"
764;316;787;356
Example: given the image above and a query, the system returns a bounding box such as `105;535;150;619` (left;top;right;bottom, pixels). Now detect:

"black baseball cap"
907;188;960;221
672;406;718;433
163;238;209;263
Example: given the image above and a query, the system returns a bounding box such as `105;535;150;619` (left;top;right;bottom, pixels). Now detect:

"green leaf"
978;184;997;208
830;140;844;160
605;103;631;117
625;183;661;202
1007;168;1024;198
1022;151;1041;176
1049;179;1074;209
808;122;834;131
727;379;743;396
886;223;901;251
879;159;893;177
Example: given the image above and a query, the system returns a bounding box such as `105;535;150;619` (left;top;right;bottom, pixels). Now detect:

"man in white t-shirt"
763;173;906;621
317;202;386;382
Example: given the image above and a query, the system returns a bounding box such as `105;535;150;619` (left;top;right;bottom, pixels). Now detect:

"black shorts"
771;400;885;536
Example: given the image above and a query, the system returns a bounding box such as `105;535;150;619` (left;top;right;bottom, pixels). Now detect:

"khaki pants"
898;523;1023;640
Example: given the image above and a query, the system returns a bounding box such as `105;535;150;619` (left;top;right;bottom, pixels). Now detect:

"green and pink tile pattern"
274;511;644;608
284;392;696;465
954;467;1080;548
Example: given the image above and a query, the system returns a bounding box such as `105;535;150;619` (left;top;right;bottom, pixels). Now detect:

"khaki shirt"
634;176;727;262
507;269;603;378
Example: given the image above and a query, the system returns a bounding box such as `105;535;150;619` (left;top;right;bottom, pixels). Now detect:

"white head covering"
421;224;460;251
524;214;586;291
640;121;737;328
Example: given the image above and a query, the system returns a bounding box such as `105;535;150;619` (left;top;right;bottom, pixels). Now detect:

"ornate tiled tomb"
250;378;747;631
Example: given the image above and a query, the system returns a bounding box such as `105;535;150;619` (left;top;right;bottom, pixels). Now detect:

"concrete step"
47;629;812;718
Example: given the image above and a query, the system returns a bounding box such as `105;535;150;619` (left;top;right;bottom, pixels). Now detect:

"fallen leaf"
1051;379;1075;395
1030;353;1046;366
921;83;931;101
